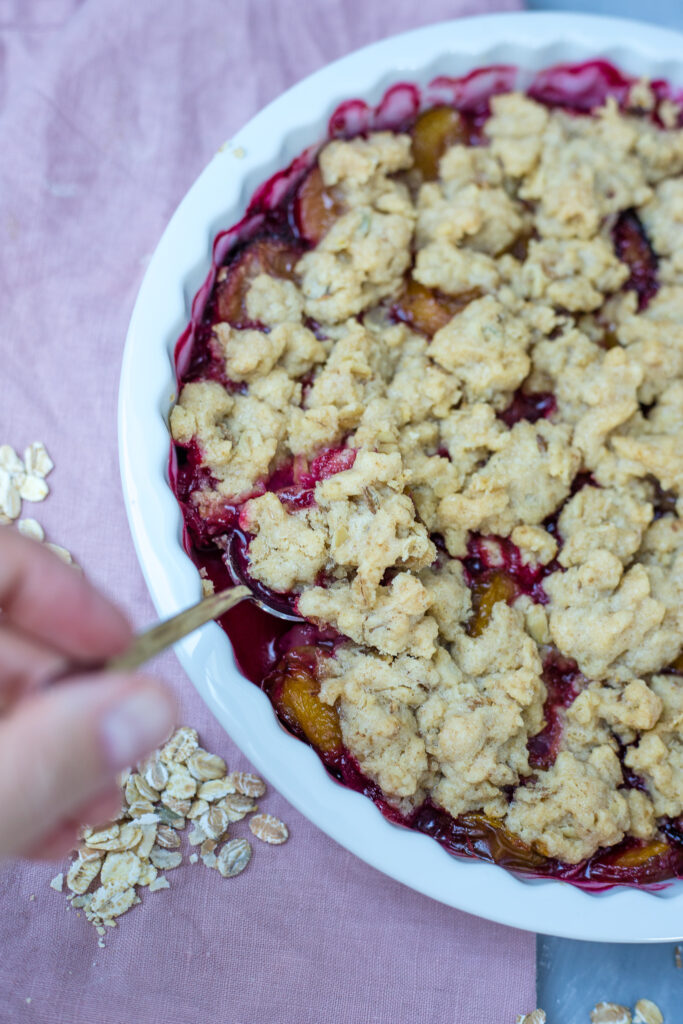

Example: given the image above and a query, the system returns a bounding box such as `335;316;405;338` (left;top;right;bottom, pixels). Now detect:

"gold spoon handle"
105;585;251;672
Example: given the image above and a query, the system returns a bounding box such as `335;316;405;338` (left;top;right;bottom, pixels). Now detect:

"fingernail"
100;687;174;769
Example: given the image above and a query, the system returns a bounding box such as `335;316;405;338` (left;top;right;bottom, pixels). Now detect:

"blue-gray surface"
527;0;683;29
528;3;683;1021
537;936;681;1022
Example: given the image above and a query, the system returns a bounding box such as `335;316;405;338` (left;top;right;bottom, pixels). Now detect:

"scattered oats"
188;825;207;847
200;838;218;869
66;857;101;895
45;542;73;564
229;771;266;798
124;774;141;806
0;445;24;476
19;475;49;503
28;894;35;901
100;851;142;889
164;765;197;801
70;894;92;909
126;798;156;819
25;998;31;1005
155;824;181;850
516;1013;546;1024
217;838;252;878
97;937;105;948
133;812;160;827
49;873;64;892
0;472;21;520
249;813;289;845
149;847;182;870
198;777;235;802
79;846;105;863
17;518;44;542
199;805;229;841
148;875;170;892
117;767;132;788
160;727;198;766
83;824;120;848
118;823;144;851
155;804;183;827
54;725;287;940
0;512;10;525
137;861;157;887
23;442;53;478
133;774;159;803
220;793;257;822
634;1000;663;1024
140;755;168;792
160;793;191;817
90;884;138;921
187;749;226;781
591;1004;632;1024
201;576;215;596
187;798;209;820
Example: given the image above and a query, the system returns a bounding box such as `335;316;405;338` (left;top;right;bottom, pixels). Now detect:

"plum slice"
393;278;480;336
295;166;344;245
411;107;469;180
214;238;302;327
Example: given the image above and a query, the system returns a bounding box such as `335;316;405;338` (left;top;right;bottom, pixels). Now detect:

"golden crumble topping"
172;82;683;870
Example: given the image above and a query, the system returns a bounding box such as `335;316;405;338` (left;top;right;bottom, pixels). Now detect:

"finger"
0;622;66;704
0;527;131;658
0;671;176;858
24;787;123;861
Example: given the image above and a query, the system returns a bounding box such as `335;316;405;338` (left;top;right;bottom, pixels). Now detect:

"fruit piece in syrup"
273;653;343;756
412;107;469;180
468;571;517;636
215;238;301;326
611;840;670;868
296;166;344;245
393;278;480;336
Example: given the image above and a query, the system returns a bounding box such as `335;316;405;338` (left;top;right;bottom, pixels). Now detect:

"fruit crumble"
170;62;683;887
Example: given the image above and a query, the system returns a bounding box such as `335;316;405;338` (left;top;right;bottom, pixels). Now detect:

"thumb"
0;673;176;858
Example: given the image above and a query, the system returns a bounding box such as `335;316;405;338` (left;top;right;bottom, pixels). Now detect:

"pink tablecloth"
0;2;534;1021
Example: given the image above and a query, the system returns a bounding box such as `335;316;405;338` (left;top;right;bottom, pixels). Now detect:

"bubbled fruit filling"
171;60;683;889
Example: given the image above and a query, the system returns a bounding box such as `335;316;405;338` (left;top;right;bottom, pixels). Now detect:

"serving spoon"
110;528;303;671
56;535;302;679
107;581;300;672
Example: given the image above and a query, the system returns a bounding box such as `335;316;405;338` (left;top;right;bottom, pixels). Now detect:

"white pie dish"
119;10;683;942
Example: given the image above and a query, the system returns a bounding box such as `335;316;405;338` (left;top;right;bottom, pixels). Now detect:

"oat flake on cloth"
0;1;533;1022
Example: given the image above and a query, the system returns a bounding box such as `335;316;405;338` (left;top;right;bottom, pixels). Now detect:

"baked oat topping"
171;65;683;881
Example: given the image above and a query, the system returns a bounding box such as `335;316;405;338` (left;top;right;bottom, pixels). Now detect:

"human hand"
0;527;176;860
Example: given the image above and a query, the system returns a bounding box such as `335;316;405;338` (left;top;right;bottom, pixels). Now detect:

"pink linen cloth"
0;2;534;1022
